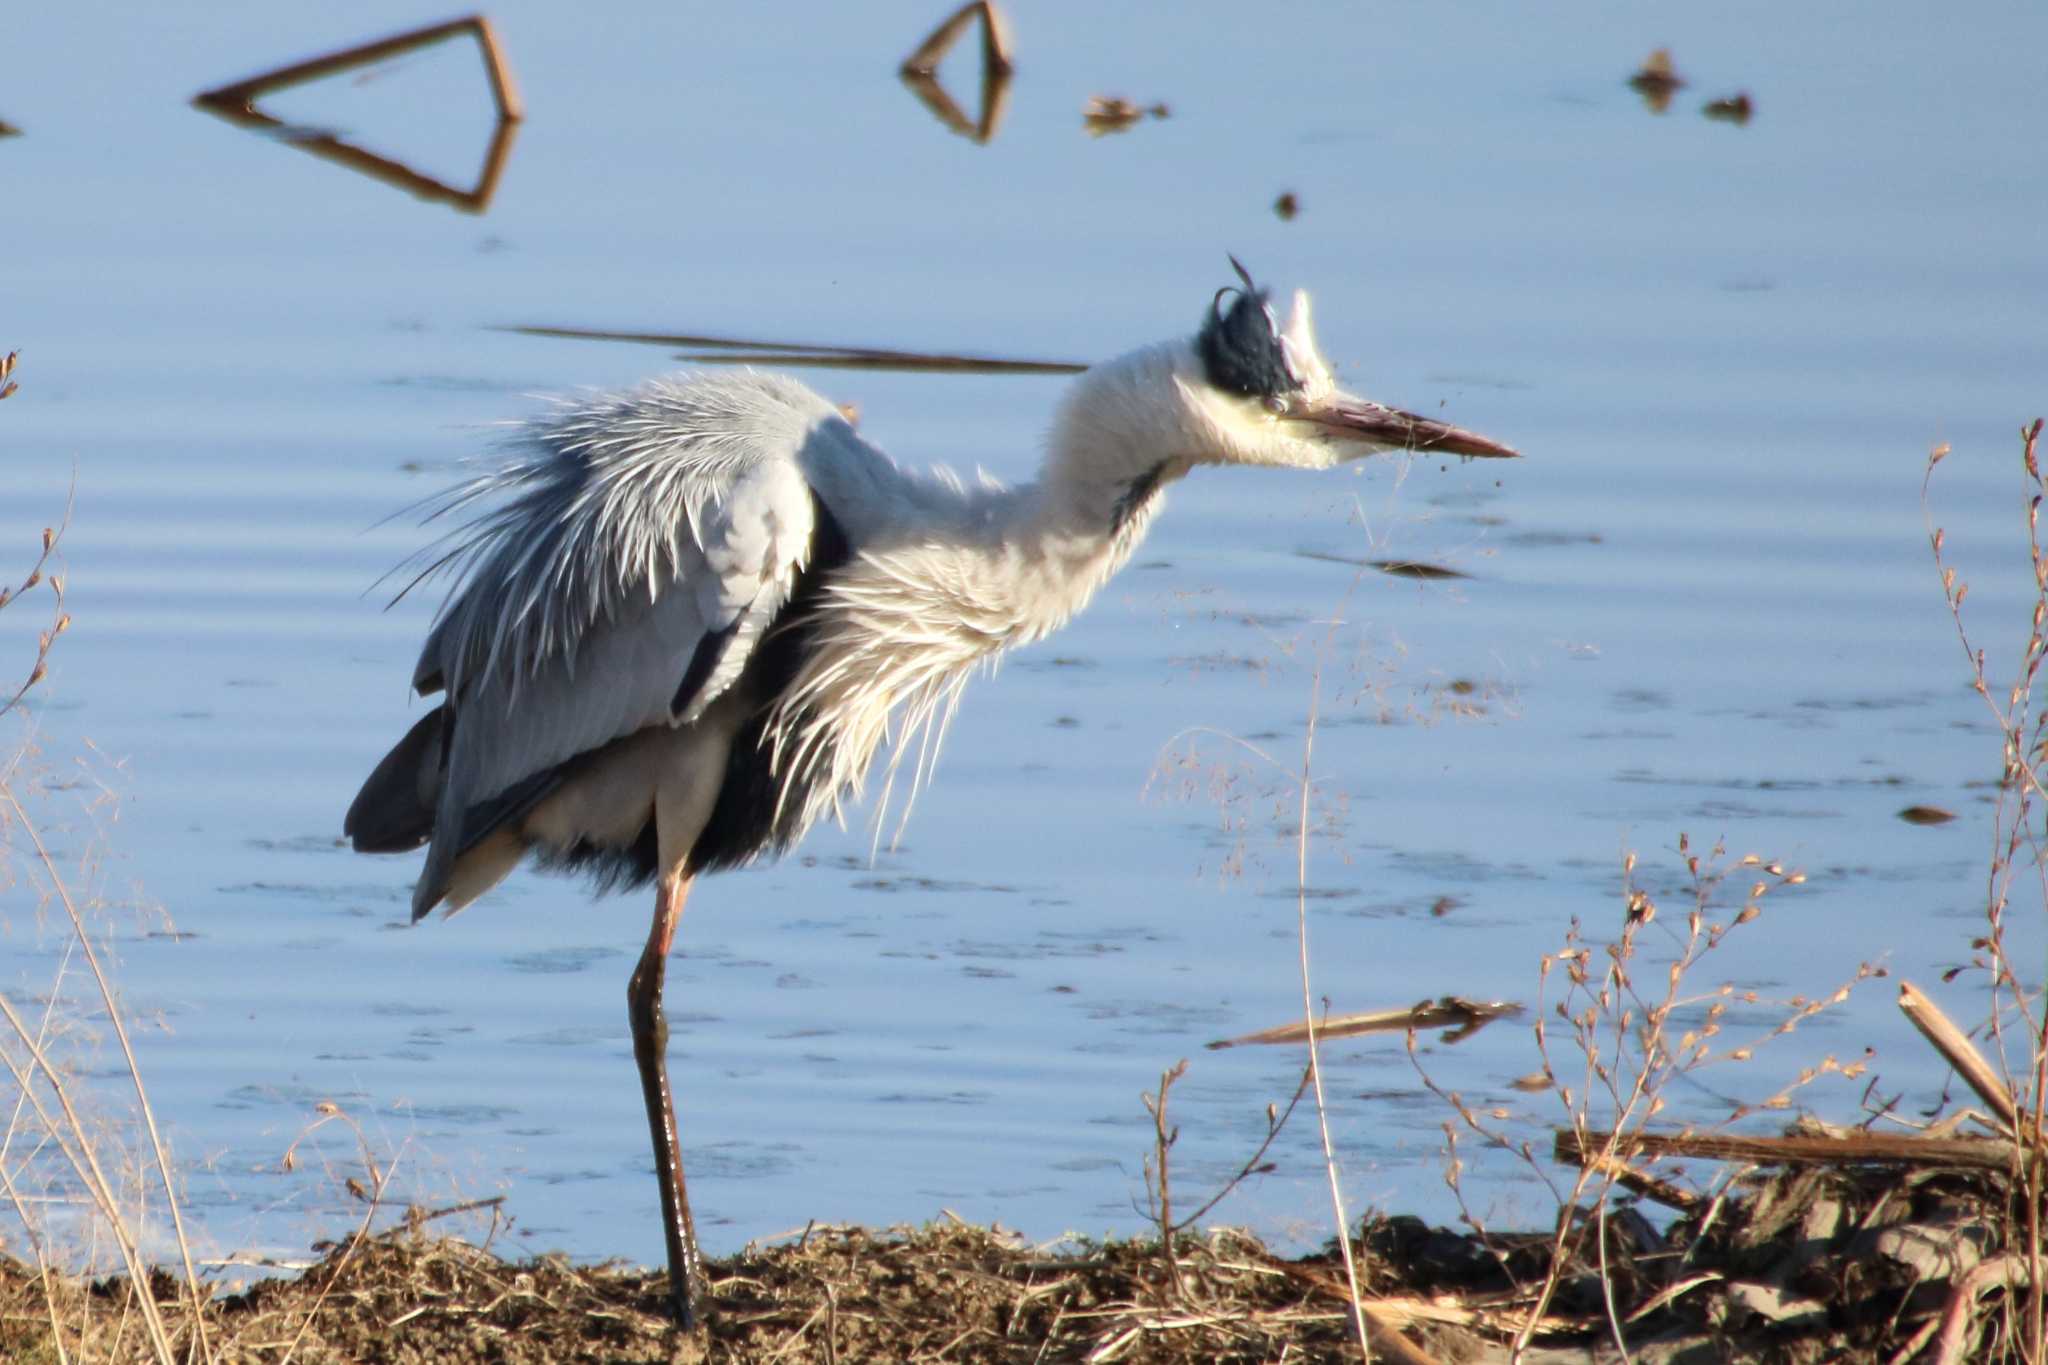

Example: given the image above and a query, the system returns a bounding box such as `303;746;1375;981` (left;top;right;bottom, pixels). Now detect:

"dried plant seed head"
1737;905;1760;924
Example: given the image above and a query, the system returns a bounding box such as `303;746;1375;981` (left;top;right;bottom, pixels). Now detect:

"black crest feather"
1197;256;1301;399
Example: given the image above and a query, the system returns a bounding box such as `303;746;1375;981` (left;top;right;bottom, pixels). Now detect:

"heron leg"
628;867;703;1328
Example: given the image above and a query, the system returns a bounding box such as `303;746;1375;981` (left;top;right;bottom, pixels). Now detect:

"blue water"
3;0;2046;1279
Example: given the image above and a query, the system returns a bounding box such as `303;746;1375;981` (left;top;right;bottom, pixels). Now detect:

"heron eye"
1262;395;1287;416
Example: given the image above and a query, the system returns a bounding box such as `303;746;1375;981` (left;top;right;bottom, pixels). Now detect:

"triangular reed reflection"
898;0;1013;144
193;14;523;215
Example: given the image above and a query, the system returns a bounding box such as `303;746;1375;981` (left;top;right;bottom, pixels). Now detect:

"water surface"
3;0;2046;1273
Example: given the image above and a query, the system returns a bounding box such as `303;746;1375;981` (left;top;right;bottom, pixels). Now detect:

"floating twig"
503;323;1086;375
1208;996;1520;1051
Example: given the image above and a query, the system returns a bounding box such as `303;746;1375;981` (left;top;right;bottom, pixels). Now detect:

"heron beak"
1299;397;1520;459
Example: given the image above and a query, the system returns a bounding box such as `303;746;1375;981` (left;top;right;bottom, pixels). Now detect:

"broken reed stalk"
1898;980;2021;1134
1140;1060;1189;1297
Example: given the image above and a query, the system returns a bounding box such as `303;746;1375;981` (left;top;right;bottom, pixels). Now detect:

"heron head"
1174;258;1517;469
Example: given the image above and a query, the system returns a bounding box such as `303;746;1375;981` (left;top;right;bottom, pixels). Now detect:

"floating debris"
1293;549;1472;579
1628;48;1685;113
1373;558;1466;580
1897;804;1956;825
1083;95;1169;137
1703;91;1754;124
1273;191;1300;221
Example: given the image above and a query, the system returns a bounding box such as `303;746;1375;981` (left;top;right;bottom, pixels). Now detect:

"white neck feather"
768;345;1195;845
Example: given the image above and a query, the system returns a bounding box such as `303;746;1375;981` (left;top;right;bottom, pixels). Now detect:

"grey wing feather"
402;374;836;907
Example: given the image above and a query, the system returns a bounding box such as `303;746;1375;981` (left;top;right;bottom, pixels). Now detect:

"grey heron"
344;262;1517;1327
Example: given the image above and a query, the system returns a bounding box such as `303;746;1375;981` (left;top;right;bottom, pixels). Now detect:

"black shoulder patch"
1197;258;1302;400
687;492;857;875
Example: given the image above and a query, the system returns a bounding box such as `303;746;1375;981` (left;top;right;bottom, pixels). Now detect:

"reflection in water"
504;324;1087;376
899;0;1013;143
1628;47;1685;114
192;14;523;215
899;68;1012;145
